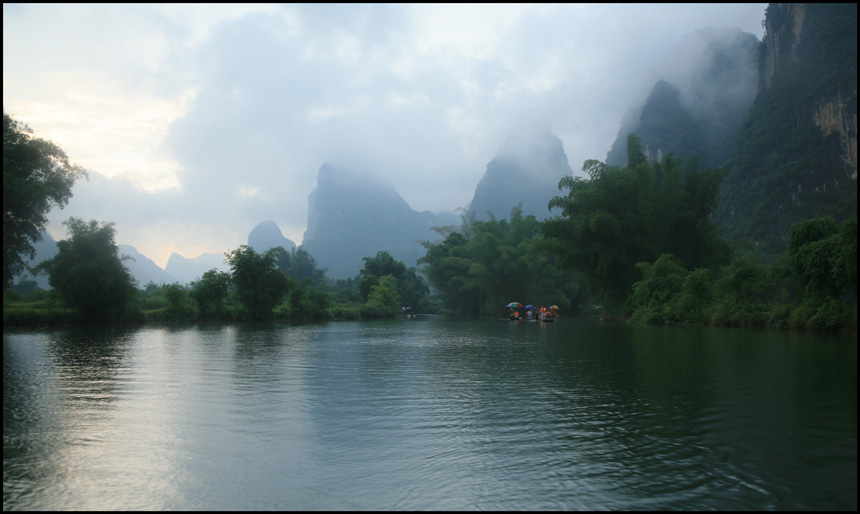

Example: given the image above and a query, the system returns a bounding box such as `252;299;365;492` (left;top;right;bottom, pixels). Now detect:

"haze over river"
4;316;856;510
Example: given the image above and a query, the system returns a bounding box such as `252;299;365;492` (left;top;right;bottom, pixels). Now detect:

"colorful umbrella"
506;302;523;309
550;305;559;310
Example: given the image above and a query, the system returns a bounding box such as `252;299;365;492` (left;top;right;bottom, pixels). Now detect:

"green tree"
628;253;689;325
161;282;194;320
190;269;231;318
274;246;327;285
420;205;587;316
787;216;857;299
540;134;730;316
3;110;87;290
675;268;715;323
360;250;406;280
358;250;429;310
162;283;186;310
37;217;138;322
360;274;401;318
283;278;330;322
225;245;291;320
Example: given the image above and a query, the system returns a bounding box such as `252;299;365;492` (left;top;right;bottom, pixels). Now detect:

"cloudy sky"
3;3;766;268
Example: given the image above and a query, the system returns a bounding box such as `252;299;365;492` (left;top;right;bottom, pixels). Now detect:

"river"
3;316;856;510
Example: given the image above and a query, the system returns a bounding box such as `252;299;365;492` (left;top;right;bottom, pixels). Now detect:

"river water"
3;316;856;510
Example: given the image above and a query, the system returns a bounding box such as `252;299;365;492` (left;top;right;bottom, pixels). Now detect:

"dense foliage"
787;216;857;300
190;269;230;318
625;216;856;331
3;110;87;290
225;245;293;320
540;135;730;315
419;205;589;317
36;218;139;323
273;246;327;285
357;251;429;314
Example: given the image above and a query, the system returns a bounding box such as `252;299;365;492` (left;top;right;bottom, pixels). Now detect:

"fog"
3;4;767;268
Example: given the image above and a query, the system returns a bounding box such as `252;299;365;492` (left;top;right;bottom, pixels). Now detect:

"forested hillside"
715;3;857;243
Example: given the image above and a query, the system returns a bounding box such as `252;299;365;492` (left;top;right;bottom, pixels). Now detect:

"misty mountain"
468;123;573;222
12;233;181;291
301;163;457;279
118;245;179;287
248;220;297;254
608;80;707;165
715;3;857;241
164;251;230;285
606;27;759;169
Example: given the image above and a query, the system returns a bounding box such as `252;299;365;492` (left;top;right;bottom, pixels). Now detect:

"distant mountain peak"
468;123;572;221
118;244;178;287
164;251;229;285
248;220;296;254
301;163;452;279
604;27;758;169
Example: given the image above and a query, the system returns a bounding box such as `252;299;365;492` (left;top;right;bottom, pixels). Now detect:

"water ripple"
4;320;856;511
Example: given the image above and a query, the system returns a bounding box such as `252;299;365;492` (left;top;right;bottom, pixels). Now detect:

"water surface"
4;316;856;510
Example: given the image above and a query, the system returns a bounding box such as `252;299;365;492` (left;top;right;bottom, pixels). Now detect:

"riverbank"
5;300;856;335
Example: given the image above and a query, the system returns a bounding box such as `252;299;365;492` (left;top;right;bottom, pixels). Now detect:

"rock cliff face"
759;3;802;90
813;92;858;180
759;3;856;180
467;123;573;222
715;3;857;241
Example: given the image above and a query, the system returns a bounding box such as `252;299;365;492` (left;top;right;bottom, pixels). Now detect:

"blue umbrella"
524;305;535;310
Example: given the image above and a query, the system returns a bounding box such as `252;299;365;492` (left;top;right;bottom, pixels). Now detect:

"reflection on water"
3;317;857;510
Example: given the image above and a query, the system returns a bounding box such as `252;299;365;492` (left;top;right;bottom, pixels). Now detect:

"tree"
162;283;186;310
285;279;331;322
3;109;87;290
190;269;231;318
360;274;401;318
539;134;730;315
225;245;291;320
357;250;429;310
787;216;857;299
628;253;689;325
273;246;326;285
419;205;586;316
37;217;138;322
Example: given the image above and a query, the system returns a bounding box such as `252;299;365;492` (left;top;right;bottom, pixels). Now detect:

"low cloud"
4;3;767;267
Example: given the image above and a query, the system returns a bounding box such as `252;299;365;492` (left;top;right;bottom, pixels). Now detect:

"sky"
3;3;767;268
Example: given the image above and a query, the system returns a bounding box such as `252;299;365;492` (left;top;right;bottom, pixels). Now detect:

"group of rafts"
506;302;558;322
